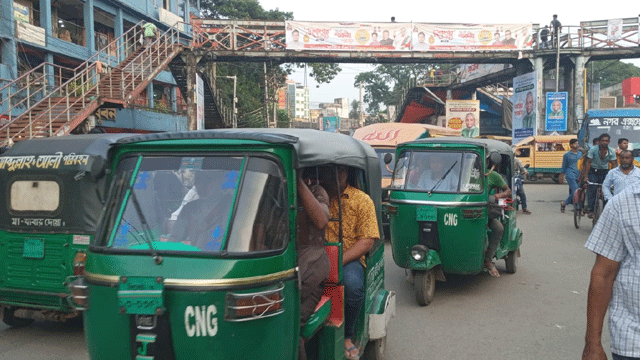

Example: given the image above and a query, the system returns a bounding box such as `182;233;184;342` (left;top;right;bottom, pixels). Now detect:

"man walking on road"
561;138;582;212
583;181;640;360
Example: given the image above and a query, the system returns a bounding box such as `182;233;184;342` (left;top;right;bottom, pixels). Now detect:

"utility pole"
555;34;561;92
264;62;269;127
358;82;364;127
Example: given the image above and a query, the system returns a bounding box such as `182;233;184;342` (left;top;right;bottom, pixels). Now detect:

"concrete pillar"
446;90;452;100
564;60;575;134
184;0;190;24
84;0;95;52
573;55;588;134
40;0;52;38
1;0;18;78
147;82;154;108
115;8;124;62
532;57;544;136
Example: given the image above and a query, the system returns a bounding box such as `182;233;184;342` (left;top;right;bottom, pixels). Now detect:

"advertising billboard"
512;72;538;144
545;92;568;132
285;21;533;52
446;100;480;138
322;116;340;132
412;23;533;51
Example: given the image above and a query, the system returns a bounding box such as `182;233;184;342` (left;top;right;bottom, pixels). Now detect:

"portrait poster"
285;21;411;51
322;116;340;132
545;92;568;132
446;100;480;138
512;72;538;144
607;18;623;41
412;23;533;51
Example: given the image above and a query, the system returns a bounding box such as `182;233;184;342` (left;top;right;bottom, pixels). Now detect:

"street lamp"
222;76;237;128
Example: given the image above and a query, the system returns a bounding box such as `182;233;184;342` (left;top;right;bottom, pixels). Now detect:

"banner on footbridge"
285;21;533;51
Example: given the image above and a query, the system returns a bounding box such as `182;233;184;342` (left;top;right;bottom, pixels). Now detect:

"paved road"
385;182;609;359
0;183;609;359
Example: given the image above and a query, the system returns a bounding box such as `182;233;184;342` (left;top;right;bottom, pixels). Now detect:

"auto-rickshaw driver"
485;153;513;277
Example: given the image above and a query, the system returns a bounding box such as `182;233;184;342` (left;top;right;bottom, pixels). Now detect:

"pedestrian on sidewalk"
561;138;582;212
513;152;531;214
583;181;640;360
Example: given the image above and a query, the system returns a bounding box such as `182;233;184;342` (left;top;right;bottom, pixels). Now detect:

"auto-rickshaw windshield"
97;154;289;254
391;151;483;193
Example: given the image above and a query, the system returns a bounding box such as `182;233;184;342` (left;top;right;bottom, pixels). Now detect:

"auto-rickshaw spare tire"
414;269;436;306
2;307;34;327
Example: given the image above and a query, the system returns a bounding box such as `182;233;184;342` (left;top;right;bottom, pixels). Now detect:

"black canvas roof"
116;129;380;170
403;136;513;156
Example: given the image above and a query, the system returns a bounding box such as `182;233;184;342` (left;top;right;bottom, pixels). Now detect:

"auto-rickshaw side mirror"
383;153;393;165
89;157;107;180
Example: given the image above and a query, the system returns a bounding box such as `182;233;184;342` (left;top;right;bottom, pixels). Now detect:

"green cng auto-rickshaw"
69;129;395;360
0;134;129;326
385;137;523;306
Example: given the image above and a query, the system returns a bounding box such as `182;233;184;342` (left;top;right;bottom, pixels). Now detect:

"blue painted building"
0;0;199;132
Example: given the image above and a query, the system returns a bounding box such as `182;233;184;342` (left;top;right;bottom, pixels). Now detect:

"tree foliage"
199;0;341;127
589;60;640;89
349;99;361;119
354;64;437;113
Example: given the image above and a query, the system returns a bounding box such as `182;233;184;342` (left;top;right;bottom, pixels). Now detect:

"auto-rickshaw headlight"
411;245;428;262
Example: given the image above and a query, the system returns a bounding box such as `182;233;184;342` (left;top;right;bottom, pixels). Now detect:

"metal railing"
534;20;640;50
116;22;189;105
0;21;147;139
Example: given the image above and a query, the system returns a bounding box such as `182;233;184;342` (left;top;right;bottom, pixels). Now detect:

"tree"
588;60;640;88
349;99;361;120
355;64;436;113
276;109;291;128
199;0;341;127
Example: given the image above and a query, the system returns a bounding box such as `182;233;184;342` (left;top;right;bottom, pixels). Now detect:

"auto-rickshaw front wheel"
2;307;34;327
505;250;519;274
363;335;387;360
414;269;436;306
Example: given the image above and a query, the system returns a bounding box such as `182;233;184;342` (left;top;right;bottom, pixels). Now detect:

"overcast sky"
258;0;639;107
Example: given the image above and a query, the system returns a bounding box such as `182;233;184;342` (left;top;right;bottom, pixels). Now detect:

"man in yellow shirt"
322;166;379;360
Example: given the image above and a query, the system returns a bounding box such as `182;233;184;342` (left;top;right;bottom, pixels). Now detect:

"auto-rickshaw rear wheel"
2;307;34;327
505;249;519;274
414;269;435;306
363;335;387;360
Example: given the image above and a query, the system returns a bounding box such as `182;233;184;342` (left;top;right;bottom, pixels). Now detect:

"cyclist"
581;133;618;219
602;150;640;202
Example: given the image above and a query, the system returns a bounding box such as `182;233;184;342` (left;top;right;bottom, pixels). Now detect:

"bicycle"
573;181;604;229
